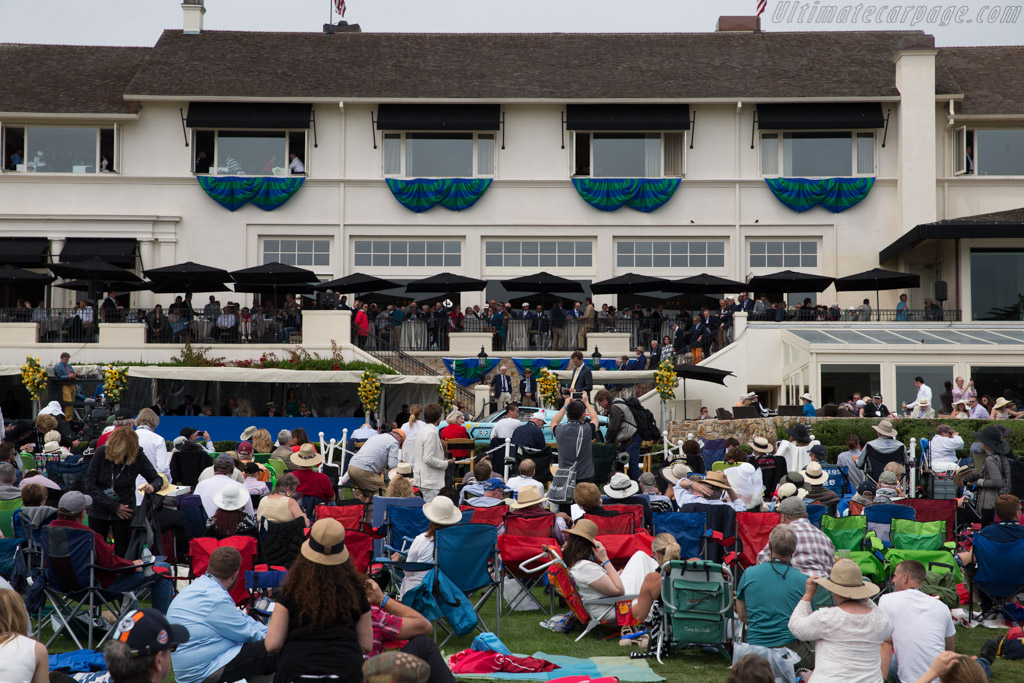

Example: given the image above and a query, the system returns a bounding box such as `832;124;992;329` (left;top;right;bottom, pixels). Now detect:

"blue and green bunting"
571;178;681;213
386;178;492;213
197;176;304;212
764;177;874;213
512;358;619;376
443;358;500;386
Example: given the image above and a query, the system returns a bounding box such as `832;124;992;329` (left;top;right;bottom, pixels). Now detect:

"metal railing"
362;333;475;407
0;307;101;343
749;308;963;323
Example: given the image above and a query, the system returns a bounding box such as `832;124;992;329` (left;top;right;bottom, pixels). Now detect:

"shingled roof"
0;44;149;115
939;47;1024;115
124;29;962;101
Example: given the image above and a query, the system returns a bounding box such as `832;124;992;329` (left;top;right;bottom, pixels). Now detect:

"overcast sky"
1;0;1021;46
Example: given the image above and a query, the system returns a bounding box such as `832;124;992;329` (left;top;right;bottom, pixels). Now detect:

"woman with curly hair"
251;428;274;455
82;427;161;556
265;519;372;682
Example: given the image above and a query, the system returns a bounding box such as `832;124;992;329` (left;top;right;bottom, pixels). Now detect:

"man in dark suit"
738;292;756;313
562;350;593;397
691;308;721;357
176;394;198;416
519;368;539;407
490;366;514;411
627;346;647;370
859;394;891;418
647;340;662;369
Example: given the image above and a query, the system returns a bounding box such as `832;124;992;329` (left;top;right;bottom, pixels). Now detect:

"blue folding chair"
806;503;827;528
371;495;424;558
968;533;1024;624
864;504;915;548
652;511;707;560
434;523;501;645
821;465;850;497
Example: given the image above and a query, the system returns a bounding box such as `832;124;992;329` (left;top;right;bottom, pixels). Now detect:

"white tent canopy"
125;366;442;385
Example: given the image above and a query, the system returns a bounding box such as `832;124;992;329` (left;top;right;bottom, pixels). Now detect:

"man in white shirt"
914;376;932;408
505;458;543;492
135;409;170;479
351;423;379;440
928;424;964;472
288;152;305;174
490;403;521;442
880;560;955;683
194;455;254;517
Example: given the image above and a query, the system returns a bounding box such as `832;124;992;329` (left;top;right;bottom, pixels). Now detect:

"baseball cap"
58;490;92;515
777;496;807;516
114;408;133;420
857;481;877;496
879;471;900;485
481;477;508;491
236;441;254;457
214;454;235;468
111;609;190;657
244;461;261;475
809;444;827;458
179;427;197;439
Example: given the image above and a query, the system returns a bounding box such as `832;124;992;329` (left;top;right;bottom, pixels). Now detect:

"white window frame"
748;239;820;270
615;239;726;270
381;131;496;178
758;130;876;178
971;127;1024;177
483;240;594;272
952;125;967;176
2;123;119;174
192;129;307;176
352;239;463;270
260;237;333;276
570;131;686;178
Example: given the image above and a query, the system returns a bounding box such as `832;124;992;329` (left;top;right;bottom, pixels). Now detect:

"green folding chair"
885;548;962;583
821;515;867;552
845;550;887;585
254;453;272;464
711;461;741;472
890;519;945;551
267;458;288;480
21;453;36;472
0;498;24;538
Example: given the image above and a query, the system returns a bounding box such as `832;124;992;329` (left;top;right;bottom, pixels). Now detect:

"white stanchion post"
504;438;512;481
662;430;669;458
318;431;326;470
677;440;683;462
909;437;917;497
328;438;338;467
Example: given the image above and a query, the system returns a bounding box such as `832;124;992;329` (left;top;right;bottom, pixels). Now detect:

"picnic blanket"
453;652;664;681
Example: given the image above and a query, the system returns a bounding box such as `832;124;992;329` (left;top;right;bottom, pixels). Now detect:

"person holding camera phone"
549;392;598;514
562;350;593;399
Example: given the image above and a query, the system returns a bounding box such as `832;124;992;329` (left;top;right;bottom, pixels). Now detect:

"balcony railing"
0;307;100;343
749;308;963;323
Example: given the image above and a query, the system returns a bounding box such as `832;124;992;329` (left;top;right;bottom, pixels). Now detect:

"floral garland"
537;367;561;408
358;370;382;415
438;376;457;414
654;360;678;402
104;364;128;405
21;356;47;402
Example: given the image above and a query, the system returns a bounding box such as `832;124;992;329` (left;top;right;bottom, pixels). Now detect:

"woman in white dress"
775;423;820;474
563;519;658;614
0;588;49;683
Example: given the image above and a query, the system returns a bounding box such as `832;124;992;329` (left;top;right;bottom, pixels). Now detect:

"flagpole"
329;0;332;24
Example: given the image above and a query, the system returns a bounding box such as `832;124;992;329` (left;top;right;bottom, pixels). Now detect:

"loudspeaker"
935;280;948;302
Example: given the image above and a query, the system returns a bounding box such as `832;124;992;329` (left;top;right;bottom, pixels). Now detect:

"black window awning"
566;104;690;131
376;104;500;131
186;102;313;129
0;237;49;266
60;238;138;268
757;103;885;130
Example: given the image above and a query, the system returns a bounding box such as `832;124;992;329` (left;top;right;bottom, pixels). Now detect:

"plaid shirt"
757;518;834;577
369;605;403;657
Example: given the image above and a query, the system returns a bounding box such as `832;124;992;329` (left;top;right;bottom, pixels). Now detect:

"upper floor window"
485;240;592;269
572;132;684;178
262;238;330;269
749;240;818;269
3;125;117;173
956;127;1024;176
354;240;461;268
760;132;874;177
382;132;494;178
192;130;306;176
617;240;725;269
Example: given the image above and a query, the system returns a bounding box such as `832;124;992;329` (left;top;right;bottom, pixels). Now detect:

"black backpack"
624;397;661;441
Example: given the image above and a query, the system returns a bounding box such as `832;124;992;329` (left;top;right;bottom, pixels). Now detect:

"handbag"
548;422;586;504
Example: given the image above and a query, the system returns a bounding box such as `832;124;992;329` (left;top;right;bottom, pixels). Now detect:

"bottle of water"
140;545;155;576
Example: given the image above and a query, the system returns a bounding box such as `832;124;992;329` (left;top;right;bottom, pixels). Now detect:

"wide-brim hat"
918;398;930;406
422;496;463;526
213;484;248;512
508;485;547;509
702;470;732;489
750;436;773;454
565;519;599;547
301;518;350;566
295;442;324;467
801;461;829;486
785;424;812;442
815;558;880;600
972;425;1011;455
388;462;413;480
42;441;62;455
153;473;177;497
239;425;258;442
604;472;640;499
741;391;757;401
872;420;897;438
993;397;1011;410
800;393;813;403
661;462;692;485
776;482;807;500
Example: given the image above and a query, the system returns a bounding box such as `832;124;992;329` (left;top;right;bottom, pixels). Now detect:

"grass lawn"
44;588;1019;683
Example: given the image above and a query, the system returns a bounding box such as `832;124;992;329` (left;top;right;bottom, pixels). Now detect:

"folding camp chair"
505;513;556;538
864;504;915;548
177;494;208;540
679;503;736;564
460;504;507;528
371;495;424;558
315;502;366;529
805;503;827;528
190;536;258;605
375;505;430;589
598;532;655;570
431;524;502;645
582;512;634;535
862;444;908;483
267;458;288;480
729;511;779;572
821;465;850;497
885;548;962;583
821;515;867;552
246;566;287;623
498;534;555;614
895;498;957;543
652;511;707;562
0;498;23;538
890;518;946;551
604;504;644;531
45;459;88;492
40;526;142;649
967;532;1024;624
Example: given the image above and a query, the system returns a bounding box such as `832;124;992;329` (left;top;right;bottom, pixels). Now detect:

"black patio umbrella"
673;364;735;419
590;273;671;295
664;273;748;294
57;278;150;293
145;261;234;295
746;270;835;293
405;272;487;294
49;258;145;304
230;262;319;305
314;273;400;296
0;266;55;307
834;268;921;314
506;292;584;309
500;272;584;294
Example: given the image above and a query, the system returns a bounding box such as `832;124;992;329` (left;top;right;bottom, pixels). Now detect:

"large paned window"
749;240;818;268
485;240;592;269
262;238;331;268
616;240;725;268
974;129;1024;175
820;364;881;406
760;131;874;177
971;249;1024;320
572;132;684;177
2;125;117;173
353;240;461;268
192;130;306;176
894;365;953;411
382;133;494;177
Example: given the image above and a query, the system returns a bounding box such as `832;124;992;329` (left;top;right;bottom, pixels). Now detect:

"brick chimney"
182;0;205;34
716;16;761;31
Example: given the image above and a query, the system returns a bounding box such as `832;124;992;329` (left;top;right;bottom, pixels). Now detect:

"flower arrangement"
438;376;457;413
358;371;382;415
20;356;47;402
654;360;678;402
103;364;128;405
537;367;561;408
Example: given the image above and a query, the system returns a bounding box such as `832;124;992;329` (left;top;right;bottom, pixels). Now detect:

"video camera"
78;397;111;444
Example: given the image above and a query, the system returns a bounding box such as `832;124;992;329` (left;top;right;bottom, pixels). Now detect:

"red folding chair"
596;532;654;570
895;498;957;543
731;511;780;571
498;534;558;614
460;504;507;528
315;504;364;530
190;536;258;605
604;504;643;531
505;513;556;538
583;512;634;535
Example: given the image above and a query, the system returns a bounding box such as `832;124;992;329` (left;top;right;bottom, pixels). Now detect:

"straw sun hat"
422;496;463;526
302;518;350;566
565;519;599;547
294;442;324;467
815;558;880;600
507;485;547;510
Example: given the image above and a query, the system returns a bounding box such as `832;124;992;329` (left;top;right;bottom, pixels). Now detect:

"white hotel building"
1;4;1024;416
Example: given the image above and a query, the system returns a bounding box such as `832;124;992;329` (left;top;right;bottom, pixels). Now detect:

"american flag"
334;0;346;17
756;0;766;16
